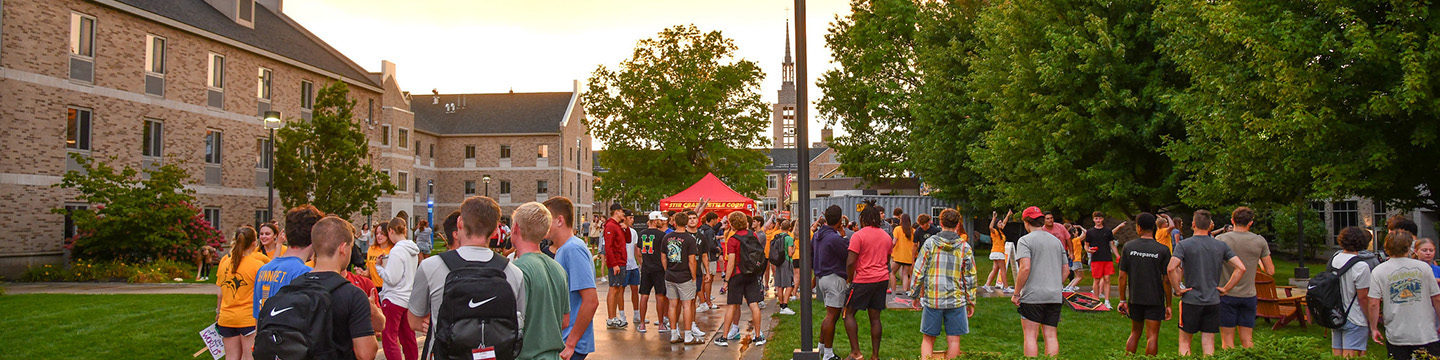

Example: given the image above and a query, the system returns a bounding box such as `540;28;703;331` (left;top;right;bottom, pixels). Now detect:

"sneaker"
713;335;729;347
710;303;721;310
759;301;767;309
697;304;709;313
637;323;647;333
1104;300;1112;309
619;318;629;328
606;318;620;330
634;314;642;325
671;332;682;344
752;335;767;346
779;307;796;315
690;327;706;339
728;330;742;340
658;322;671;333
981;285;992;292
685;334;705;345
1062;286;1076;292
1003;287;1015;294
720;287;727;295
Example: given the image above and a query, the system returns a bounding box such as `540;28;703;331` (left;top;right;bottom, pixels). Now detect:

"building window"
70;13;96;57
142;119;163;157
465;181;476;196
537;180;549;194
1333;200;1358;235
257;68;272;100
464;145;476;159
367;99;374;123
254;209;270;229
208;54;225;89
398;171;408;192
301;81;315;110
203;207;222;231
64;204;89;239
237;0;254;23
255;138;271;169
500;145;511;158
538;145;548;158
500;180;511;195
204;130;223;164
1373;200;1388;229
66;107;92;151
763;198;778;212
429;144;435;159
767;175;778;189
145;35;165;74
398;129;408;148
380;125;390;146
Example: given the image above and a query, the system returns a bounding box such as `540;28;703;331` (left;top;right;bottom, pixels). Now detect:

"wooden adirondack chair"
1256;272;1307;329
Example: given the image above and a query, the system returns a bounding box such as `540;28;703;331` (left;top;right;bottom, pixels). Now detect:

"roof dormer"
204;0;257;28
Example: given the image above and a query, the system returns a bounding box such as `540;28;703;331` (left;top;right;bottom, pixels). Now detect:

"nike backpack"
1307;254;1364;329
736;231;767;277
426;250;522;360
768;233;790;266
253;273;350;360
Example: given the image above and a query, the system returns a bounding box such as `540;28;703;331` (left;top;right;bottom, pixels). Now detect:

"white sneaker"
779;307;796;315
1003;287;1015;293
981;285;991;292
696;304;709;313
759;301;768;309
670;331;682;344
710;303;721;310
1104;300;1112;309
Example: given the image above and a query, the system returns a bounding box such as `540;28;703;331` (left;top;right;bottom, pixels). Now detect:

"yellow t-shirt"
262;244;288;258
366;245;391;287
1156;226;1174;252
891;227;916;264
1071;233;1085;261
764;229;781;258
989;229;1006;254
216;251;271;328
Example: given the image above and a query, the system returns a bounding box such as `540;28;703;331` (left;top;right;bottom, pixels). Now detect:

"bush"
20;260;193;283
52;154;224;262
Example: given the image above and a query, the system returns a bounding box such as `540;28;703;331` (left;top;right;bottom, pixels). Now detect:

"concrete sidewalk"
3;282;217;295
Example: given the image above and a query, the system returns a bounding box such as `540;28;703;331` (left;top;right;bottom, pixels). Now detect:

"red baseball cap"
1022;206;1044;220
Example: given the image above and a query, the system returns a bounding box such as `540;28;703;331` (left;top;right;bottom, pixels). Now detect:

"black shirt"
637;228;667;273
1118;238;1171;306
913;224;942;249
663;232;698;283
291;271;375;359
1086;227;1116;262
695;225;715;263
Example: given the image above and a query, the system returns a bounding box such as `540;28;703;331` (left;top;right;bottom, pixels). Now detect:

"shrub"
52;154;225;262
20;260;195;283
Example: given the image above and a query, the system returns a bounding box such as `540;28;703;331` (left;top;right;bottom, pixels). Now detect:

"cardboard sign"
198;323;225;360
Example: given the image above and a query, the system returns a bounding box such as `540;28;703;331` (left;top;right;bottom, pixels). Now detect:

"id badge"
471;346;496;360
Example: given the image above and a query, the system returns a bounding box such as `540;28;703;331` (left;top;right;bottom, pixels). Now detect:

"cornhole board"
1063;291;1110;312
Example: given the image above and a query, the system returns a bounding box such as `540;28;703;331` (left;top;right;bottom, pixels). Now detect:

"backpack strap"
439;249;510;271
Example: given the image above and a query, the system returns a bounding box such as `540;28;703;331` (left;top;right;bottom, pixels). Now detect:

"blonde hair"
511;202;553;244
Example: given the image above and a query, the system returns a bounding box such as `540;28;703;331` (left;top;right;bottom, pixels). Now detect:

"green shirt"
514;252;571;360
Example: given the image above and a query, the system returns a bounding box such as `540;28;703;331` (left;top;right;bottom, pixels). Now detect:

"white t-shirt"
626;228;640;270
1368;257;1440;346
1330;252;1372;326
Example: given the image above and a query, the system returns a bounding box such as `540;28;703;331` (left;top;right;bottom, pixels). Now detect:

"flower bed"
20;260;194;283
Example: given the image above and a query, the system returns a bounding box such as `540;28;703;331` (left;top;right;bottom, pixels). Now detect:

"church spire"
784;20;793;66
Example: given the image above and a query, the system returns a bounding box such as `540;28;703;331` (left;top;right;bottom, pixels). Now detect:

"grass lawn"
0;294;216;359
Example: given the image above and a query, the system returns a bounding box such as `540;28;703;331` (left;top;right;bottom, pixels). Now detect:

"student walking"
254;205;322;317
216;225;270;360
843;201;893;360
1330;227;1374;358
1116;213;1171;356
910;209;976;360
407;197;527;360
1216;207;1274;349
257;217;379;360
637;212;671;333
713;212;769;347
1167;210;1246;356
813;205;850;360
376;217;420;360
545;197;599;360
1012;206;1069;357
1367;230;1440;360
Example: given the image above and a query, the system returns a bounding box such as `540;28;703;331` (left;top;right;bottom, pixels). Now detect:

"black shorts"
1179;303;1220;334
846;281;890;311
727;274;763;304
1126;303;1166;322
1017;303;1062;327
216;325;255;337
640;271;666;296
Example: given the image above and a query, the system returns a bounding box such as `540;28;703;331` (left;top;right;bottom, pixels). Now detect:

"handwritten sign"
198;323;225;360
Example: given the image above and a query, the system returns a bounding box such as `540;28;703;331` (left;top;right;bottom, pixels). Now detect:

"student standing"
909;209;975;359
713;212;769;347
602;204;631;329
1167;210;1246;356
509;202;569;359
1367;230;1440;360
912;214;941;252
295;217;380;360
696;212;721;312
365;223;391;292
984;211;1012;292
1084;212;1120;308
1216;207;1274;349
813;205;850;360
774;220;797;315
254;205;321;317
258;221;287;258
662;211;703;345
1012;206;1069;357
545;197;598;360
843;201;893;360
889;213;916;297
414;220;433;260
377;217;420;360
1331;227;1373;358
1116;213;1171;356
636;212;671;333
624;212;643;327
216;226;270;360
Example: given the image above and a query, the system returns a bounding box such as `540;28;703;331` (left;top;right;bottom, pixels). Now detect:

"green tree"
817;0;924;182
966;0;1185;215
52;154;222;261
274;81;396;216
909;0;995;205
584;25;771;205
1155;0;1440;210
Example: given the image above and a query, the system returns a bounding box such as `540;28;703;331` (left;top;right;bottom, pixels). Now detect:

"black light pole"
262;111;282;222
483;174;492;197
793;1;817;359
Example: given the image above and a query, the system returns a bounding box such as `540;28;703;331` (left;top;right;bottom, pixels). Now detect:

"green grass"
0;294;216;359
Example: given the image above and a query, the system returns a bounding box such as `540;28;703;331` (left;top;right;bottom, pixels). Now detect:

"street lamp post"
483;174;492;197
262;111;282;223
794;1;817;359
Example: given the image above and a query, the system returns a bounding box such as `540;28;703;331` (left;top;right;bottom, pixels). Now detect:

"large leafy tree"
275;81;396;216
53;154;223;261
966;0;1185;215
1156;0;1440;211
817;0;924;182
584;25;771;205
909;0;994;205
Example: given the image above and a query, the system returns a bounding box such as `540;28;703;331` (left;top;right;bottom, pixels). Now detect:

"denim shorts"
1332;322;1368;351
920;307;970;337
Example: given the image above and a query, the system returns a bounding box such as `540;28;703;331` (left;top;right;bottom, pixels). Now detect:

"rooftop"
411;92;576;135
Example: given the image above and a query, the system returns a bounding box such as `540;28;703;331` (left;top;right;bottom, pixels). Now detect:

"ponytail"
229;225;258;273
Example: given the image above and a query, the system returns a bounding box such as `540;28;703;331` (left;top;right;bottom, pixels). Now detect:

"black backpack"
1307;254;1365;329
735;231;767;276
768;233;790;266
254;273;351;360
425;251;522;360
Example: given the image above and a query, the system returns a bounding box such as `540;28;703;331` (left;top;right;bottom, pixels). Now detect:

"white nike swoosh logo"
270;307;293;317
468;297;496;308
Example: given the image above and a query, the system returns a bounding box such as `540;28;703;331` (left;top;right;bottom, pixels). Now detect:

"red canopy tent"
658;173;757;216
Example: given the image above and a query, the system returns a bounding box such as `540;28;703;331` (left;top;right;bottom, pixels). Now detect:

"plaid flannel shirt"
911;231;976;309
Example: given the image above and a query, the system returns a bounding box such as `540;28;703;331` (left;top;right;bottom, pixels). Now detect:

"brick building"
0;0;592;276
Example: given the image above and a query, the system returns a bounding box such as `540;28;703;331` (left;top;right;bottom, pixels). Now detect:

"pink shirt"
847;226;893;284
1044;224;1072;254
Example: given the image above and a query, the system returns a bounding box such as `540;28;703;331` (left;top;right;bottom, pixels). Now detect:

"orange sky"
284;0;854;148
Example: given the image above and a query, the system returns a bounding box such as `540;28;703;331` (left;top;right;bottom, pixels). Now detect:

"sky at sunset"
284;0;855;147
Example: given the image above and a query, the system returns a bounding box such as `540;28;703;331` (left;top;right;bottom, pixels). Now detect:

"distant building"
771;22;797;149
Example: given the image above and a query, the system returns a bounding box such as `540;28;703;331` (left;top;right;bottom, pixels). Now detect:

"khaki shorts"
818;274;848;308
666;280;696;301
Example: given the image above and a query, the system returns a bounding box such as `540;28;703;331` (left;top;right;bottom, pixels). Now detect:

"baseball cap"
609;203;624;212
649;211;667;221
1022;206;1044;220
623;210;634;217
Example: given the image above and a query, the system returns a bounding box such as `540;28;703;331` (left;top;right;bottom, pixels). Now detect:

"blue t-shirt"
554;236;596;354
253;256;313;318
1430;264;1440;279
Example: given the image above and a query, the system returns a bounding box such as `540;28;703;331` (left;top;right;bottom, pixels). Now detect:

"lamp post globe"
261;111;282;223
482;174;492;197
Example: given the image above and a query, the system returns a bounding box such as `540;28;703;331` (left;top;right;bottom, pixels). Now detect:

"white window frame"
499;180;511;195
257;68;272;101
69;13;95;58
207;53;225;90
397;171;409;193
464;145;476;159
66;106;92;151
380;125;391;147
236;0;255;25
142;118;163;158
537;144;548;158
204;129;223;165
300;80;314;110
255;137;271;169
537;180;549;195
398;128;409;149
145;34;165;75
203;207;222;230
465;181;476;196
767;175;778;189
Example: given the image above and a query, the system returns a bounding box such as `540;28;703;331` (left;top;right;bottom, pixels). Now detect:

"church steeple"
778;20;796;105
773;20;798;148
